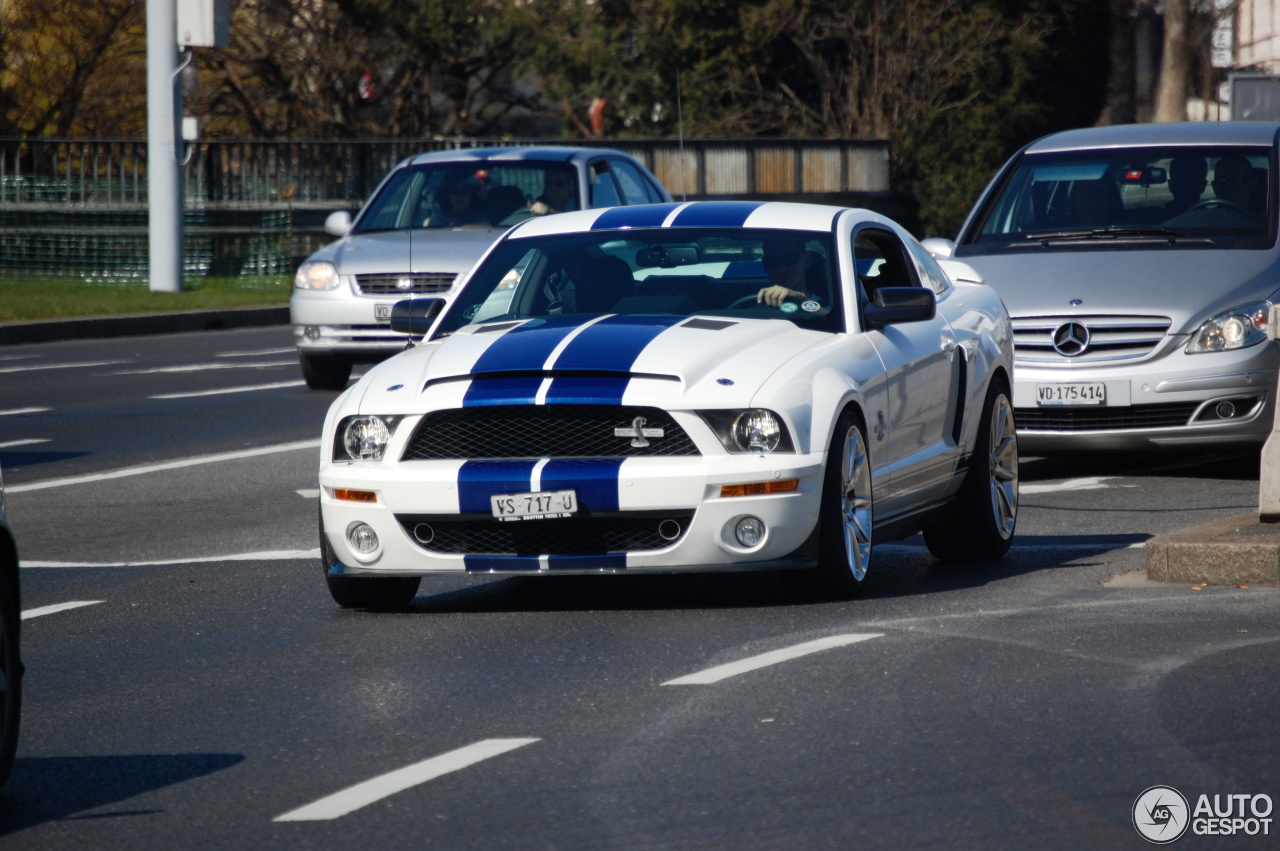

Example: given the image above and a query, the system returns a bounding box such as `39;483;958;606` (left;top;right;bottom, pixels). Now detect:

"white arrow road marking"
274;738;540;822
21;600;104;620
1020;476;1117;495
7;439;321;493
151;380;305;399
663;633;884;686
23;549;320;569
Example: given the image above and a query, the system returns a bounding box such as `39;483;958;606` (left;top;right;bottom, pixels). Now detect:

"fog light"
348;522;379;554
304;325;321;341
1216;401;1236;419
735;516;765;547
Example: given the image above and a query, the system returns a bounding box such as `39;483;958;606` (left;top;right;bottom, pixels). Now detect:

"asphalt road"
1;327;1276;849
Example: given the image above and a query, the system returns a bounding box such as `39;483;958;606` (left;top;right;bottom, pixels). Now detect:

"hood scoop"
681;317;738;331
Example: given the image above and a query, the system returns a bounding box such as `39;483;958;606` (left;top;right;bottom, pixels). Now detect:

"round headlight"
732;409;782;453
294;261;340;291
343;416;393;461
735;517;766;547
348;522;379;554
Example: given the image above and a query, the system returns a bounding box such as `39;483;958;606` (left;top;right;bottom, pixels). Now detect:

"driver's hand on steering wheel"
757;285;804;307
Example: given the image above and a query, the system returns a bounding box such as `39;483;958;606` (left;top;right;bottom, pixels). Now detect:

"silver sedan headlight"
294;261;341;291
699;409;795;454
1186;302;1270;354
334;415;404;461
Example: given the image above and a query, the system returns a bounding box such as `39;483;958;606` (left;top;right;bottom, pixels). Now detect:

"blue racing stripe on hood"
468;315;591;375
542;375;631;406
552;314;684;372
462;376;542;408
457;460;539;513
670;201;765;227
590;203;682;231
539;458;625;511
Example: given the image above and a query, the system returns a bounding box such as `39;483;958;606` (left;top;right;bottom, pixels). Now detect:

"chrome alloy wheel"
840;425;874;580
987;393;1019;539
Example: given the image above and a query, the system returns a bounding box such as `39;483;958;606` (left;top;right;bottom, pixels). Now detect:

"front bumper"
1012;340;1277;452
319;453;826;576
291;289;408;358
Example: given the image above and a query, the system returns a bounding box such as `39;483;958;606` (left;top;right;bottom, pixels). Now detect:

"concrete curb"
1145;511;1280;586
0;307;289;346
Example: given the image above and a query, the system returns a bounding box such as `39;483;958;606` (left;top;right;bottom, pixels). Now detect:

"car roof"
506;200;871;238
1026;121;1280;154
402;146;635;167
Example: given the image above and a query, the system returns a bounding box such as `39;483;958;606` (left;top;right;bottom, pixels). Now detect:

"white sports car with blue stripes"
318;201;1018;607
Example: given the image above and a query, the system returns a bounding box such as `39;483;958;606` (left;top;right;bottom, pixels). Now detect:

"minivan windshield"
352;162;578;234
431;228;842;337
962;145;1275;251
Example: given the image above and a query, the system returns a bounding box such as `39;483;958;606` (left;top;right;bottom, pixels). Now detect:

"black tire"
300;353;352;391
923;376;1018;561
320;519;420;610
811;408;875;600
0;559;22;790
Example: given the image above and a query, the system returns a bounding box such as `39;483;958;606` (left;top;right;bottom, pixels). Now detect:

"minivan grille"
1016;402;1199;431
355;273;455;295
1012;315;1171;362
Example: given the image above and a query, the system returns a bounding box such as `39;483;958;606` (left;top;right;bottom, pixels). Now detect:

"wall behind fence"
0;137;890;280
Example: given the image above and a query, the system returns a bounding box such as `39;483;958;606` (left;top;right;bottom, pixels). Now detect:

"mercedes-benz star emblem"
1052;321;1091;357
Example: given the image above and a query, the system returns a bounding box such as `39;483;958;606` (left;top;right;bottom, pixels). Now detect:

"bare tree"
1154;0;1190;121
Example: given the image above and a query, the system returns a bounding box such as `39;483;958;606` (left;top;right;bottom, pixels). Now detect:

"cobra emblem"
614;416;664;448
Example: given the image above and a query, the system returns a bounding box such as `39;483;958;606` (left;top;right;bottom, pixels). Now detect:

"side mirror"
324;210;353;237
864;287;936;329
390;298;445;337
919;237;955;260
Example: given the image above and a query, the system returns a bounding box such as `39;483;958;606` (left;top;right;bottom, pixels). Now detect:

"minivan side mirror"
390;298;445;337
864;287;936;329
324;210;353;237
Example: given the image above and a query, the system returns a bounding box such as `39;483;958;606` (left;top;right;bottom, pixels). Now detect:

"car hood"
958;248;1280;334
353;315;830;412
309;227;504;276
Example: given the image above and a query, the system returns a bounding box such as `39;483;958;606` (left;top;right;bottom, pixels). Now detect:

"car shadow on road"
0;753;244;835
1021;449;1260;482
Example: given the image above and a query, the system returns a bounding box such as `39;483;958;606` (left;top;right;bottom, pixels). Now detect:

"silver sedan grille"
355;273;456;295
1012;315;1171;362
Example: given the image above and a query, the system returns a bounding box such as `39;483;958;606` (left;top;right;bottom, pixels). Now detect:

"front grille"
402;405;701;460
355;273;455;295
398;511;694;555
1013;315;1171;362
1017;402;1199;431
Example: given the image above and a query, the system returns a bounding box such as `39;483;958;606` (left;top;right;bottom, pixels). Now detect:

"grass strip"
0;276;291;323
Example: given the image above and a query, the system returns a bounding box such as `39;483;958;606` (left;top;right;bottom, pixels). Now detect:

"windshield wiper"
1025;227;1184;241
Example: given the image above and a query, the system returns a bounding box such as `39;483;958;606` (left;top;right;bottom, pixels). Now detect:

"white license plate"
375;304;394;320
1036;382;1106;406
490;489;578;522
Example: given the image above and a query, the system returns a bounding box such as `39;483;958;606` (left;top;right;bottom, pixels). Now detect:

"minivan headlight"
294;261;340;291
1187;302;1270;353
334;415;404;461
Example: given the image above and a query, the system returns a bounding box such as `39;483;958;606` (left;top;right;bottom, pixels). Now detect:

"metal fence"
0;137;891;280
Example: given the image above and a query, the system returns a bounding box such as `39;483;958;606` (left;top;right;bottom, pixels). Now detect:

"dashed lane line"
21;600;104;620
662;634;884;686
0;360;130;374
6;439;321;494
151;380;305;399
116;360;296;375
0;438;50;448
216;348;295;357
0;407;51;416
273;738;540;822
23;549;320;569
1021;477;1118;495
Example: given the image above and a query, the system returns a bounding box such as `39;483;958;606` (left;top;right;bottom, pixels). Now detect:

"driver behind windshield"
756;238;824;309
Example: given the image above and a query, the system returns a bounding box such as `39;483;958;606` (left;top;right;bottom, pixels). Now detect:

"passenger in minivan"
1163;156;1208;217
1071;178;1123;227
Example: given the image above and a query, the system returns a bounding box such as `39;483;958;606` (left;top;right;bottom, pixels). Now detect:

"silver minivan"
926;121;1280;453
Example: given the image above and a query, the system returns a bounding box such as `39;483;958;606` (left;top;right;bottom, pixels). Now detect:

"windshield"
431;228;842;337
962;145;1275;251
352;162;579;234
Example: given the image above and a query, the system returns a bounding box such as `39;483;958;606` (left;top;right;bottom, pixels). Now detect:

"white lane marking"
216;348;295;358
7;439;321;493
0;360;129;374
296;489;320;498
23;548;321;569
274;738;540;822
150;380;305;399
1021;476;1117;495
116;360;296;375
663;633;884;686
21;600;105;620
0;407;51;416
0;438;50;448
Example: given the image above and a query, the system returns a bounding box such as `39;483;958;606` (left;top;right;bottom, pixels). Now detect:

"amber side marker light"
720;479;799;498
334;488;378;503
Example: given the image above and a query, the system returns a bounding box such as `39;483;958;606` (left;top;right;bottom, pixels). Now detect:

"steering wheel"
728;294;772;309
1187;198;1252;216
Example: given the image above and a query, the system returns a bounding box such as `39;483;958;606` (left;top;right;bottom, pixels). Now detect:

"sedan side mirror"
920;237;955;259
864;287;936;329
390;298;445;337
324;210;353;237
